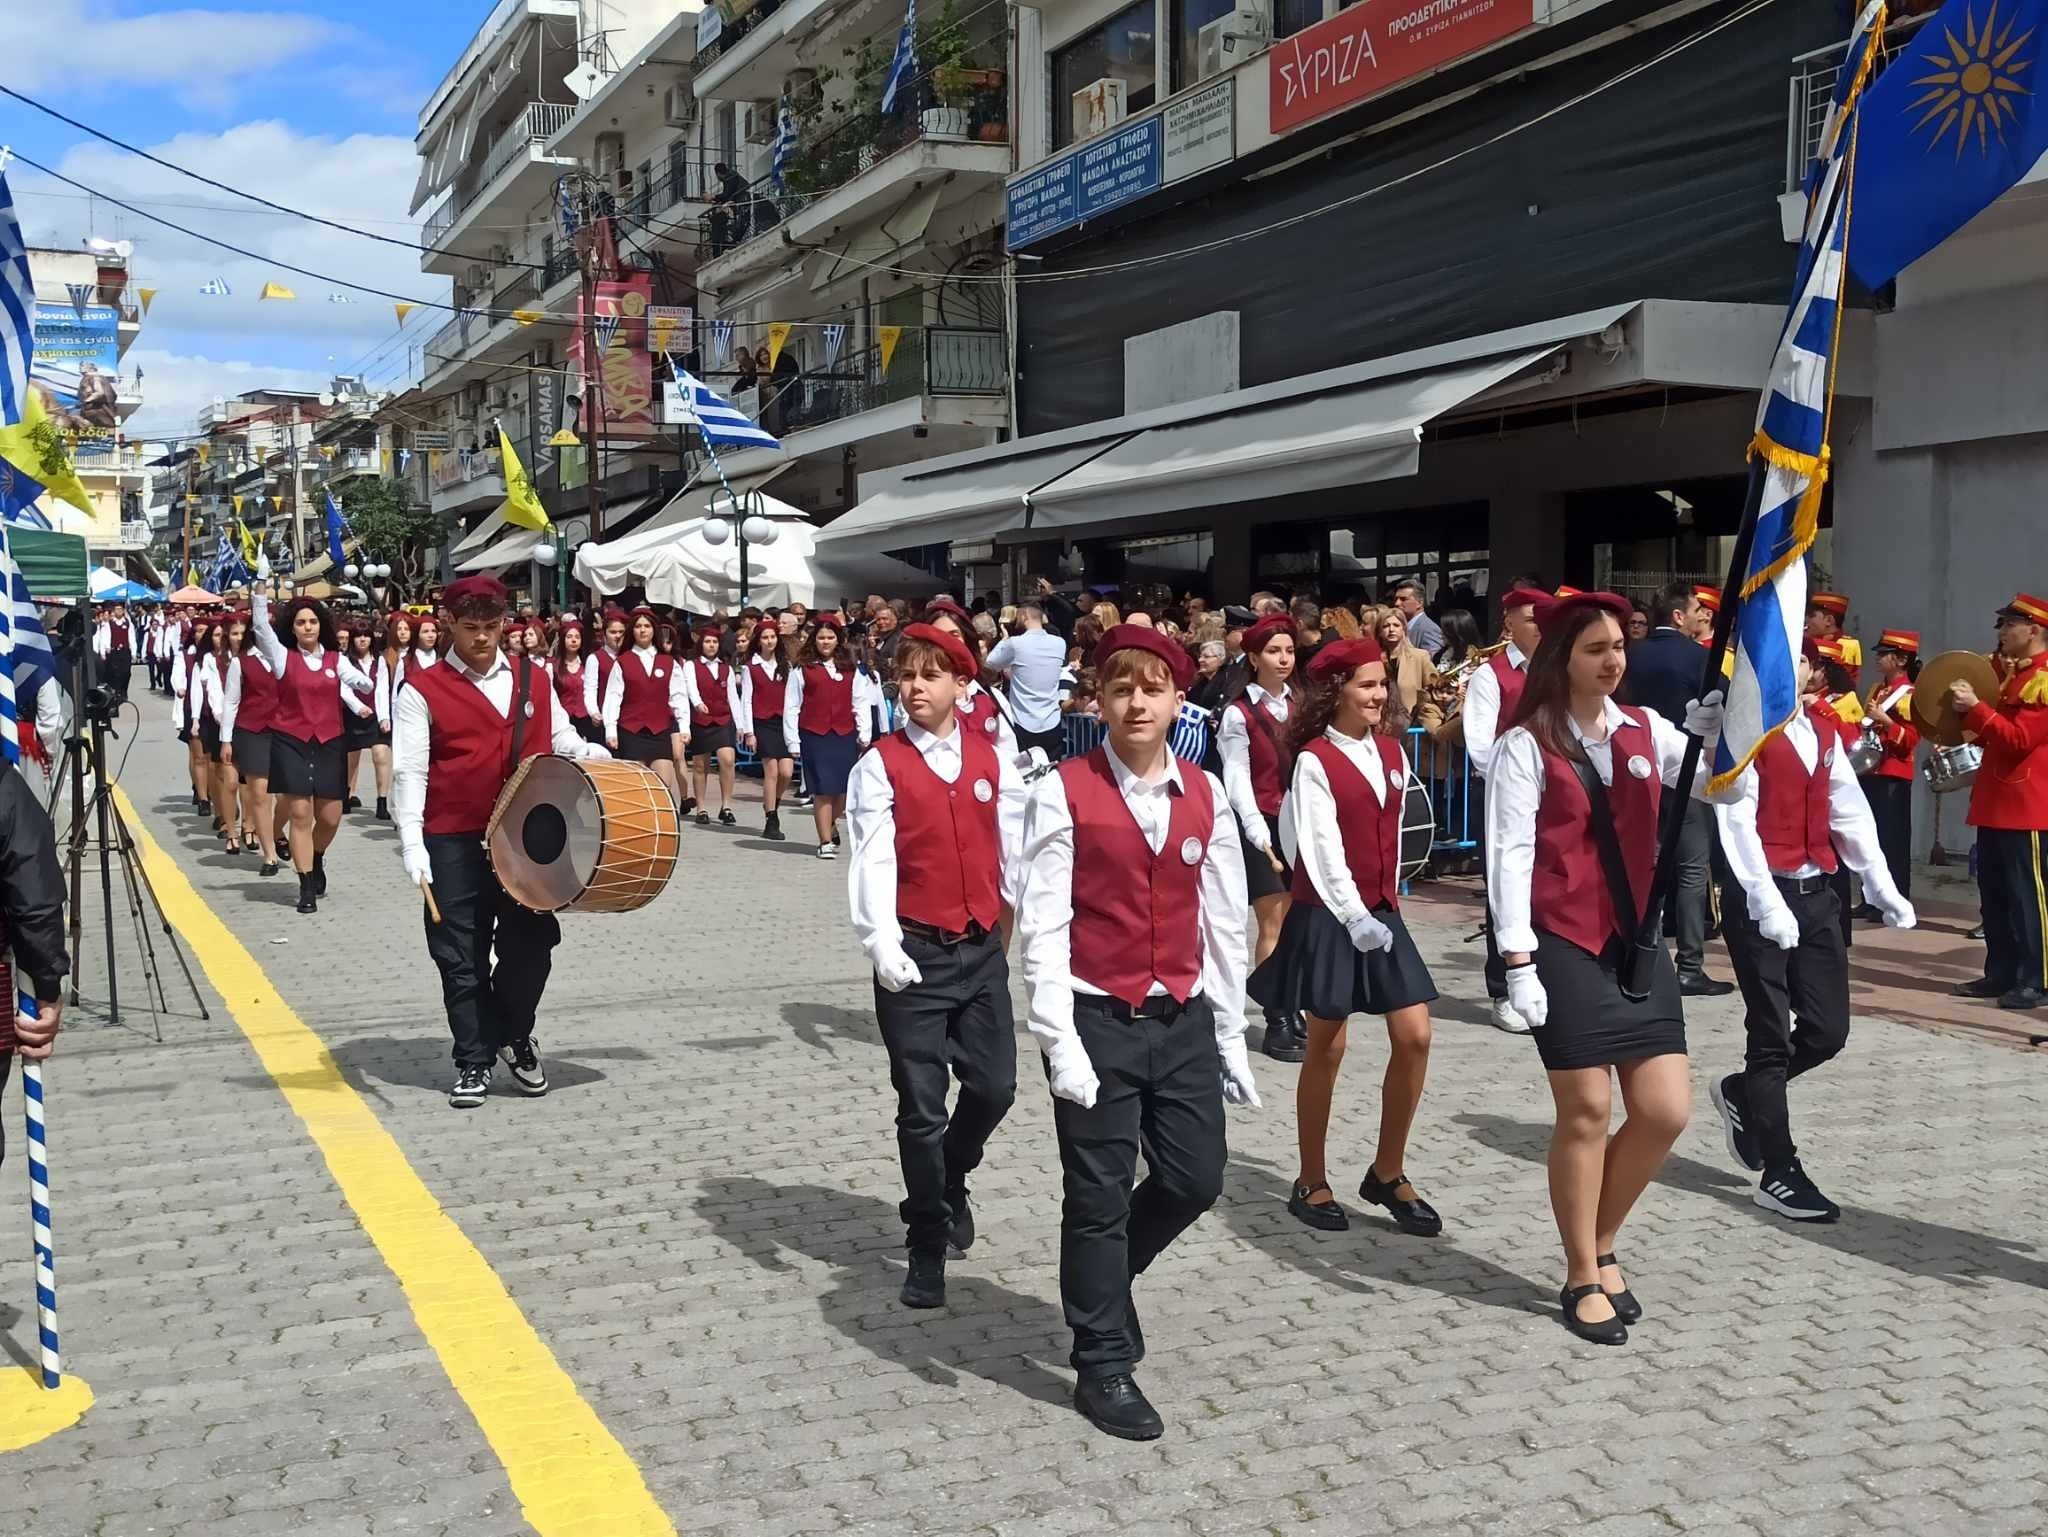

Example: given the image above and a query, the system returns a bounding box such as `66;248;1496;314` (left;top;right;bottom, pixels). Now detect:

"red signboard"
1268;0;1535;136
569;272;657;439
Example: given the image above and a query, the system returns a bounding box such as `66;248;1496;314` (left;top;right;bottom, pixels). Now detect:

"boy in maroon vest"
1709;639;1913;1222
846;623;1026;1308
1018;624;1259;1441
393;575;613;1109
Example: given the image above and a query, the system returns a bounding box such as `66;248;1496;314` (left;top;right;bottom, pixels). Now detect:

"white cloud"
5;2;354;106
121;347;331;438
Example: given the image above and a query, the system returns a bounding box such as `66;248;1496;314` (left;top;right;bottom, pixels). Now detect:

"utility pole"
287;400;305;566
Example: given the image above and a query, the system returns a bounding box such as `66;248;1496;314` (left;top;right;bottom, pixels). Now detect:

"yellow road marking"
115;787;674;1536
0;1369;92;1451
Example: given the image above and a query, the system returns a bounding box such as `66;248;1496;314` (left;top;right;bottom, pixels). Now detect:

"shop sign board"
1269;0;1536;135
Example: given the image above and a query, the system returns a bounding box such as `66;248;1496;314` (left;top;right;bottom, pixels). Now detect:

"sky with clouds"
3;1;493;442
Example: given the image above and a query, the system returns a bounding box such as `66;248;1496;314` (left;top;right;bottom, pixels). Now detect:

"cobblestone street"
2;698;2043;1537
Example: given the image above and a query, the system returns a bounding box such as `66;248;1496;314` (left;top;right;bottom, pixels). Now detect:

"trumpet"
1426;640;1509;711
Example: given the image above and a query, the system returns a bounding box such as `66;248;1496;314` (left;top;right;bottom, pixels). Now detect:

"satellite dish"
563;62;602;99
319;391;335;406
115;240;134;259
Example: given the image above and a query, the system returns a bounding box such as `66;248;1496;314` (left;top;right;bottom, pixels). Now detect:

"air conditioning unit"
1071;79;1127;143
663;82;698;131
745;101;777;145
1197;5;1273;81
489;243;514;266
463;263;490;291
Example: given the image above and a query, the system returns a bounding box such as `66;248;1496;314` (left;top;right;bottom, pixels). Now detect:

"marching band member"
846;623;1027;1308
219;612;283;878
1855;628;1920;915
585;606;627;724
1017;624;1257;1441
684;621;744;828
1709;639;1913;1226
1804;640;1864;942
1806;592;1861;674
197;620;237;845
553;619;601;744
922;599;1020;759
392;575;611;1109
738;618;795;841
786;615;872;860
1251;635;1444;1237
1485;591;1725;1345
1216;614;1303;1062
1463;587;1548;1033
1949;592;2048;1011
607;607;689;806
1690;587;1721;644
173;621;209;811
93;604;137;704
341;626;394;820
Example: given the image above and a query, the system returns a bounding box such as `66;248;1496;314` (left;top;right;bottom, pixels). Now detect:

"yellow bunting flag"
0;387;93;515
878;325;903;377
766;321;792;371
318;444;335;459
394;303;416;325
497;425;551;533
196;443;211;463
270;496;283;513
139;287;158;314
512;310;542;326
427;451;443;475
232;495;243;514
547;427;581;448
238;519;258;566
259;281;297;301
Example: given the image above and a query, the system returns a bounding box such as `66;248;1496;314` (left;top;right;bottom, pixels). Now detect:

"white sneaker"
1489;997;1531;1034
816;841;836;860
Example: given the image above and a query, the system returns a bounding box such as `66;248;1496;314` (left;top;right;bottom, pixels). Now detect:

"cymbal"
1912;649;2001;746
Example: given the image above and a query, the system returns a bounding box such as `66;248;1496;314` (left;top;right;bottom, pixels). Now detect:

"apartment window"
1274;0;1325;38
631;158;653;218
1172;0;1236;92
1051;0;1157;149
716;103;737;167
667;138;690;206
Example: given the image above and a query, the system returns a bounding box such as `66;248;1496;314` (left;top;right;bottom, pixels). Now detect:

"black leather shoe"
259;861;279;878
900;1248;945;1309
1851;903;1883;923
1074;1374;1164;1440
1359;1167;1443;1236
695;810;711;826
1955;976;2009;998
1997;986;2047;1010
1289;1180;1350;1231
945;1187;975;1254
1261;1011;1306;1063
1597;1252;1643;1324
1967;924;1987;941
1560;1283;1627;1345
1677;972;1736;998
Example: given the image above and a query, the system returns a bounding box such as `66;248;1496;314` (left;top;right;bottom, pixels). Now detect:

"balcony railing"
424;101;577;243
704;326;1005;439
1787;11;1931;192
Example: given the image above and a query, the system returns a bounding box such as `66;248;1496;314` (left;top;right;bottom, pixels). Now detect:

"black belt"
900;918;994;948
1083;993;1194;1022
1773;872;1836;896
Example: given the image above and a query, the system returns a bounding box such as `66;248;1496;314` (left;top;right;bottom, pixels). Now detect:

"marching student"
585;605;627;721
684;621;744;827
341;625;394;819
553;619;602;744
1249;635;1444;1237
393;575;612;1109
1485;591;1724;1346
219;610;283;878
1709;639;1914;1225
786;615;873;859
738;617;795;840
197;619;238;847
1217;613;1303;1061
922;599;1020;758
1017;624;1258;1441
381;612;412;692
657;619;692;807
1462;587;1550;1034
403;613;442;692
605;606;690;806
173;621;210;812
1855;628;1920;916
846;623;1027;1309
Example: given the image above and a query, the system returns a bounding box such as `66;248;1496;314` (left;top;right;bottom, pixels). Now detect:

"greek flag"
0;456;53;528
708;317;734;365
822;322;848;366
0;520;56;763
1709;0;1880;793
881;0;917;114
0;169;31;428
324;490;349;571
199;277;230;296
771;97;798;191
674;370;780;451
1169;700;1212;765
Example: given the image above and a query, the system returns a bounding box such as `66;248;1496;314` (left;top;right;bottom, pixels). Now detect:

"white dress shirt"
736;655;789;736
1017;743;1249;1058
783;659;875;747
954;680;1020;761
195;652;230;723
249;592;374;717
584;648;626;730
392;649;610;869
1215;682;1292;853
845;718;1028;968
1460;642;1526;777
1486;697;1728;955
616;645;690;737
681;654;744;725
1715;710;1898;917
1278;727;1408;927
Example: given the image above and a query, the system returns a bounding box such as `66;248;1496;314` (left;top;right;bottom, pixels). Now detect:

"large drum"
486;755;680;913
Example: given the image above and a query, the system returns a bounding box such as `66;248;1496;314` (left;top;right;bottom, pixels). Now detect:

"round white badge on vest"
973;778;992;802
1180;836;1202;866
1626;754;1653;779
983;714;997;733
523;701;535;719
324;667;336;679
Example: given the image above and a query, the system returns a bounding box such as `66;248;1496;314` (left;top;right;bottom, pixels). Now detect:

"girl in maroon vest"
786;615;870;859
845;624;1027;1309
553;620;602;744
1217;613;1305;1061
251;578;377;914
923;599;1020;760
585;608;627;724
339;626;394;821
1249;636;1444;1238
220;614;284;877
403;614;442;694
684;622;744;828
173;622;210;813
609;607;690;806
381;612;412;694
1486;591;1725;1345
196;619;238;845
739;619;794;840
1017;624;1258;1442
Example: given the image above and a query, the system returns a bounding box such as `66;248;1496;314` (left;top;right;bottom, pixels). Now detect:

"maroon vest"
270;649;344;744
1289;736;1405;913
618;652;676;735
1059;748;1215;1007
555;657;590;720
411;658;554;836
1530;707;1662;956
748;658;787;720
798;663;855;735
1232;693;1292;816
691;658;734;728
876;729;1002;933
235;651;280;733
1488;647;1529;722
1756;726;1838;874
958;687;1004;743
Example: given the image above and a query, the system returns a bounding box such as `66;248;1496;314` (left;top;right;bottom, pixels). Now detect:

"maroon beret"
1534;589;1634;637
441;574;509;612
923;597;974;632
1307;635;1385;683
900;622;977;680
1499;587;1550;613
1093;623;1194;690
1240;614;1299;658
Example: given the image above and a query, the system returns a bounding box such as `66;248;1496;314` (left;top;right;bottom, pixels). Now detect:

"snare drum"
1920;742;1982;794
486;755;681;912
1399;775;1436;882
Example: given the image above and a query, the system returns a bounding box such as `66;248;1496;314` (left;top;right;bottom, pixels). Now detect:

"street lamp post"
532;528;569;611
700;487;779;608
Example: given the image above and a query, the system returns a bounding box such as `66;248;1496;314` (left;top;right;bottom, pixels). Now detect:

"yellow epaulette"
2020;670;2048;707
1831;691;1865;724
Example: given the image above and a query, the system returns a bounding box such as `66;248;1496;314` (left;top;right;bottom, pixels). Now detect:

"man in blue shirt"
987;603;1069;759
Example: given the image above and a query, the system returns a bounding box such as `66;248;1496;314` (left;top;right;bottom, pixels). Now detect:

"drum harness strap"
507;656;533;777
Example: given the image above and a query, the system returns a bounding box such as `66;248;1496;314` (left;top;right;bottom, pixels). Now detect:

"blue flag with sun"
1851;0;2048;288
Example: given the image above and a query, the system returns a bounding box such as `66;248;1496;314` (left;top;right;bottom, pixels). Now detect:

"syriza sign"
1269;0;1536;136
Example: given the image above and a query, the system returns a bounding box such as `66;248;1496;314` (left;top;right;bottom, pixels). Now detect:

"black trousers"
102;650;132;703
1723;878;1851;1170
1052;994;1226;1381
1668;798;1715;977
872;929;1017;1252
1480;825;1506;999
1976;826;2048;994
424;834;560;1070
1860;775;1913;899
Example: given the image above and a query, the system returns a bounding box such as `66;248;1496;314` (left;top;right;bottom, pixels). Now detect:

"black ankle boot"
375;797;390;821
296;873;317;915
312;851;328;896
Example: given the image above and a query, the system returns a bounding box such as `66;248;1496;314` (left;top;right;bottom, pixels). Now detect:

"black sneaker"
900;1247;946;1309
448;1066;491;1109
1709;1073;1765;1172
945;1186;975;1254
1756;1160;1840;1223
498;1037;548;1096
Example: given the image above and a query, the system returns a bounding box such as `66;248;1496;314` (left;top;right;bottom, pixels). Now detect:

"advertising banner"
526;368;565;489
1269;0;1536;136
31;301;122;457
569;272;656;439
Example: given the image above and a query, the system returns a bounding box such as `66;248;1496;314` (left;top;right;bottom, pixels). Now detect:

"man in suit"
1622;580;1737;997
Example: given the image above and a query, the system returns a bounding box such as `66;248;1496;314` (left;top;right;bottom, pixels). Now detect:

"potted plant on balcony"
917;0;974;141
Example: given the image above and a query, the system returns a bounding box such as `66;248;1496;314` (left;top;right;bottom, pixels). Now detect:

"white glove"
1346;911;1395;954
256;549;271;581
1218;1036;1262;1108
1756;900;1802;950
402;845;433;887
1878;893;1917;931
1683;689;1726;740
873;948;922;994
1505;963;1548;1029
1045;1035;1100;1109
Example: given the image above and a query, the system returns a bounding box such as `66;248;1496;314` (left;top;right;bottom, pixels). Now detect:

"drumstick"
419;878;443;925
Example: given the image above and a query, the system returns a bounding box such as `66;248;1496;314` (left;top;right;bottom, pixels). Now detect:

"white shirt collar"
1504;641;1528;670
905;719;960;756
1104;740;1185;796
1247;681;1290;706
632;644;659;660
454;649;508;685
1566;696;1628;747
696;654;721;671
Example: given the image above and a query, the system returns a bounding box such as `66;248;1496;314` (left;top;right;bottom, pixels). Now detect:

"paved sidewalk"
1;696;2043;1536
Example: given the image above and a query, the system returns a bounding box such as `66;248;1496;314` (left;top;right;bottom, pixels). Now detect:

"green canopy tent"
10;528;91;602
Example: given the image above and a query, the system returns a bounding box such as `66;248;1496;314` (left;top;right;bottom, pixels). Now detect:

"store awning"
454;526;546;572
815;439;1144;550
624;464;790;542
450;506;508;557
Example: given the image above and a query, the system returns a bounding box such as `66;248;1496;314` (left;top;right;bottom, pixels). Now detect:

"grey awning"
454;526;546;572
814;440;1136;550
